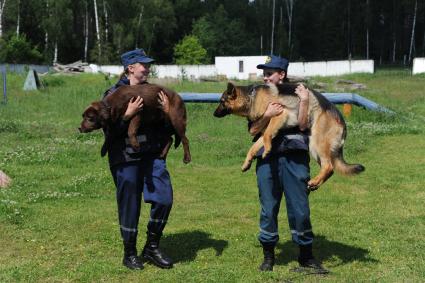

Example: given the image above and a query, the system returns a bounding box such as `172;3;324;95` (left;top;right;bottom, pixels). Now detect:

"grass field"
0;70;424;282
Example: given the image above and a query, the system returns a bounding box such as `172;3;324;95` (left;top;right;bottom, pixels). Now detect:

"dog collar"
248;84;258;97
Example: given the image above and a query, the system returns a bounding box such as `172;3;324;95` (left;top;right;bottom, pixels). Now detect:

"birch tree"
408;0;417;63
41;0;72;64
84;0;89;61
135;6;144;48
285;0;294;55
44;0;49;52
270;0;275;54
102;0;109;42
16;0;19;37
93;0;101;57
347;0;351;59
0;0;7;38
366;0;369;59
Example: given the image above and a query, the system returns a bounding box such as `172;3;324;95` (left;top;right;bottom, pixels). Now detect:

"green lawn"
0;71;424;282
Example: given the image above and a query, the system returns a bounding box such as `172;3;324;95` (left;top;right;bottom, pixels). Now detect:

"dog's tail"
332;148;365;175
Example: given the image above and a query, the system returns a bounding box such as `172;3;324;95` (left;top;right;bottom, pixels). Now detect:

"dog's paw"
261;151;270;159
307;180;321;191
183;155;191;164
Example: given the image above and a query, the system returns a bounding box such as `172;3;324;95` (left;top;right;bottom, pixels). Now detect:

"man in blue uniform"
103;49;174;270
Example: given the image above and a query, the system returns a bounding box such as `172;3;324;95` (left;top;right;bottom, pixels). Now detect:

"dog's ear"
83;105;98;118
98;102;111;122
227;82;237;99
91;101;110;123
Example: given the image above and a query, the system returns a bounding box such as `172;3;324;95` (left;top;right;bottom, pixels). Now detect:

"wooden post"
343;103;352;117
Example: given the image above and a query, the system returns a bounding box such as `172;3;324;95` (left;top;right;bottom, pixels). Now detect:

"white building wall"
215;56;266;80
412;58;425;74
93;65;124;75
88;64;217;79
154;64;216;79
87;58;374;79
215;57;374;79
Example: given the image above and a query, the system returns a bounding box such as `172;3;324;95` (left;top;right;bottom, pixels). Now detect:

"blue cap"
257;55;289;71
120;49;155;69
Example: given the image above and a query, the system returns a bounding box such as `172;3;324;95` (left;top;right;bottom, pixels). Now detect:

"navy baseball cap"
121;49;155;69
257;55;289;71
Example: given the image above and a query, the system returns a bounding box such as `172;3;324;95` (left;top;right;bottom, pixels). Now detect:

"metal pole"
2;71;6;104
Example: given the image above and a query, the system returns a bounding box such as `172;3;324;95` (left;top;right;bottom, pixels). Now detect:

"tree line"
0;0;424;66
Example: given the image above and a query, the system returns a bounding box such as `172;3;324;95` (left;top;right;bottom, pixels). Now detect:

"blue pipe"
178;92;394;114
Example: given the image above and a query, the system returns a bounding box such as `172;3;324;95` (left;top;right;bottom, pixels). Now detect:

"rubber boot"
122;241;144;270
259;243;275;271
141;231;173;269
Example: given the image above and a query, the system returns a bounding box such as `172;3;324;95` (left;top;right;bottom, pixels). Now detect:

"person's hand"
295;83;310;131
158;91;170;114
123;96;143;121
263;102;284;118
249;102;283;136
0;170;11;188
295;83;310;102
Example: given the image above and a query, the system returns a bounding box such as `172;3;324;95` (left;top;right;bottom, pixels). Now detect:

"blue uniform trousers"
111;157;173;242
256;150;314;246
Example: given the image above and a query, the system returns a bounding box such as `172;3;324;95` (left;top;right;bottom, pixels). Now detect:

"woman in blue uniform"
103;49;174;270
250;55;328;274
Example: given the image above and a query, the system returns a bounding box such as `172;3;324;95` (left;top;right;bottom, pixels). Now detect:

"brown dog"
79;84;191;164
213;82;364;190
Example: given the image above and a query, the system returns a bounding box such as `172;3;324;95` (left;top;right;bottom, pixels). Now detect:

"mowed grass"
0;71;424;282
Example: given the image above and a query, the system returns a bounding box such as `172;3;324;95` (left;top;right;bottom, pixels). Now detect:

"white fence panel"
86;58;375;79
326;61;350;76
154;65;216;79
413;58;425;74
350;60;374;73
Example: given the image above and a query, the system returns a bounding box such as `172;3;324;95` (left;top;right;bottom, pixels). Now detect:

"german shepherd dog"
79;84;191;164
213;82;364;189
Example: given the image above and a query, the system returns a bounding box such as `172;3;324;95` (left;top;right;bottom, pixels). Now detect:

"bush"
0;35;43;64
173;35;208;65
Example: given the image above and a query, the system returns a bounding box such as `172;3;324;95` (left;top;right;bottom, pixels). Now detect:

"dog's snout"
213;105;230;118
213;108;222;117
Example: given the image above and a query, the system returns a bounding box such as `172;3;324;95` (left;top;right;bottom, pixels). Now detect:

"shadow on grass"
161;230;228;263
275;235;378;267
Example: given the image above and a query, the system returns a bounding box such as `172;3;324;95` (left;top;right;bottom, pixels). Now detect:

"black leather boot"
293;244;329;274
298;244;314;264
141;231;173;269
259;243;275;271
122;241;144;270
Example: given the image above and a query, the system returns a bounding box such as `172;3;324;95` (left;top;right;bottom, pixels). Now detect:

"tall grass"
0;71;424;282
